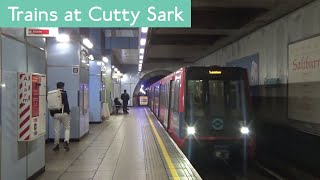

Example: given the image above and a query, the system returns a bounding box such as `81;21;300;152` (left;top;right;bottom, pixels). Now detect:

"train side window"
174;80;180;112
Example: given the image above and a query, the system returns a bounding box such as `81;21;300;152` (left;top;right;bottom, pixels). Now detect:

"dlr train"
146;66;256;161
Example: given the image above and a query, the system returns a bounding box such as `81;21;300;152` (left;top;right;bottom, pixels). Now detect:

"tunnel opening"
132;70;172;106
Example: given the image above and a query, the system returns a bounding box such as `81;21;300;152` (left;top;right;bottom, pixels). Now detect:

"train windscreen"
186;68;249;137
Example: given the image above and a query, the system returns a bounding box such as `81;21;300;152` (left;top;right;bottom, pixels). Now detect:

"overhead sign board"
26;27;59;37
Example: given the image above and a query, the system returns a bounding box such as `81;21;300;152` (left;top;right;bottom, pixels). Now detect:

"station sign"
26;27;59;37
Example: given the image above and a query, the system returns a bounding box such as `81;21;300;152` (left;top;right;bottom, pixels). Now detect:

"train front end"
182;67;255;162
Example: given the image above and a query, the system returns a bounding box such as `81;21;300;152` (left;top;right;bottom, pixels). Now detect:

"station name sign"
0;0;191;27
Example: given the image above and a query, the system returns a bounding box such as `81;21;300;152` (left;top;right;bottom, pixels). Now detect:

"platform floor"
36;107;201;180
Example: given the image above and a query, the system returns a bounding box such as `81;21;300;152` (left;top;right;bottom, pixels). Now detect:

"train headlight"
240;127;249;134
187;127;195;135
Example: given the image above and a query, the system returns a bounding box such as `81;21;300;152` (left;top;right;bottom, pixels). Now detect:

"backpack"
47;89;63;111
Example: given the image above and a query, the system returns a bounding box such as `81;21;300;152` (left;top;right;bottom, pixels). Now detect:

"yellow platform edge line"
144;108;180;180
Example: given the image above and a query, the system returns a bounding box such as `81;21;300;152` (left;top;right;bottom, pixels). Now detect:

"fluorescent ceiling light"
56;34;70;43
112;65;115;69
141;27;148;33
140;48;144;54
140;38;146;46
82;60;86;63
40;47;44;50
102;57;108;63
139;60;143;63
83;38;93;49
139;64;142;67
139;55;143;60
114;68;118;72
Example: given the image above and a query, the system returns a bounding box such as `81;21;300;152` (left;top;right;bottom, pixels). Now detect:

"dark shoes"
64;142;70;151
53;142;70;152
53;144;59;152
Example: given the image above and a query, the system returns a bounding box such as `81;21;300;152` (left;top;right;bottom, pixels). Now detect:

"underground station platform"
36;107;202;180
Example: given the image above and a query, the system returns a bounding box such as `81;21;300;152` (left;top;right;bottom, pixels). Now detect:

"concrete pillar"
0;28;46;180
47;31;89;141
89;60;102;123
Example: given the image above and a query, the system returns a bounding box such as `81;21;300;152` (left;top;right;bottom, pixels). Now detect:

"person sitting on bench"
114;97;122;114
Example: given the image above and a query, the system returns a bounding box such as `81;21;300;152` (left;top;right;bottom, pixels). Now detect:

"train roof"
146;66;248;88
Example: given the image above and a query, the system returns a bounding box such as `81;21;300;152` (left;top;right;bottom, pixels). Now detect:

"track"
191;157;277;180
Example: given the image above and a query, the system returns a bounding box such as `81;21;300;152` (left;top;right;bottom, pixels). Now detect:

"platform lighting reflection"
83;38;93;49
139;55;143;59
56;34;70;43
1;84;6;88
141;27;148;33
112;65;115;69
82;60;86;63
102;57;108;63
97;61;102;66
140;38;146;46
139;60;143;63
140;85;146;94
140;48;145;54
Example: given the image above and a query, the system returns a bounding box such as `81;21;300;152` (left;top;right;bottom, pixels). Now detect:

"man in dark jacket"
50;82;71;151
121;90;130;114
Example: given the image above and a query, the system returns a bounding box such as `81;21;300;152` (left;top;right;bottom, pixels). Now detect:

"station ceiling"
142;0;314;72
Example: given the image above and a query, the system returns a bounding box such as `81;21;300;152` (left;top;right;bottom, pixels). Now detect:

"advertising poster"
288;35;320;135
32;75;40;117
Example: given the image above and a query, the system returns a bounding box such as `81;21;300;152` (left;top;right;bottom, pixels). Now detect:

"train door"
163;82;170;129
157;84;161;118
152;87;155;113
168;80;174;131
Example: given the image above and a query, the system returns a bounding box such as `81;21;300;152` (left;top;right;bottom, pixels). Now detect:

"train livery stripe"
144;108;180;180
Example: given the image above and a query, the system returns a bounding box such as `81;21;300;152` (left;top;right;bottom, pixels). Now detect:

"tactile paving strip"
141;109;170;180
143;108;202;180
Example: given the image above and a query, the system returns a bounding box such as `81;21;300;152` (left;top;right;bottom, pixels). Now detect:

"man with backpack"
48;82;71;152
121;90;130;114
